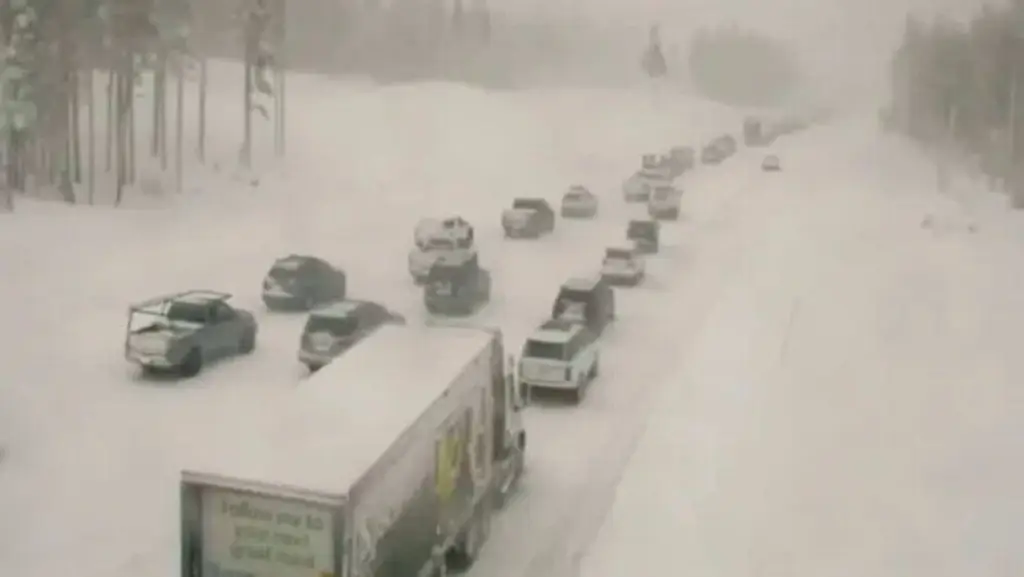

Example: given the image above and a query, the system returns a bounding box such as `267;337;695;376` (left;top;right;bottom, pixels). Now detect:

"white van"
518;319;599;403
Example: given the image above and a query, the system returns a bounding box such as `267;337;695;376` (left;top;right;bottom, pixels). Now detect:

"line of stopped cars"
124;113;809;387
119;112;822;577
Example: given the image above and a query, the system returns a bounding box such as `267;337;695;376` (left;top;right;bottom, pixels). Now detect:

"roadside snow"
580;118;1024;577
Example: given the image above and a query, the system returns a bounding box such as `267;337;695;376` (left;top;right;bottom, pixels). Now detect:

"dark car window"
305;314;358;337
166;301;210;324
628;222;653;236
524;340;565;360
212;302;236;322
512;199;546;211
270;257;308;282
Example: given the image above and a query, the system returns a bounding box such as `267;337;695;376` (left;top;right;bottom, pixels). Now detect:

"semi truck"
180;323;527;577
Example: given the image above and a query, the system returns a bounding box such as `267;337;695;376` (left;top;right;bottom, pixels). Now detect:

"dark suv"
262;254;347;311
551;276;615;336
298;300;405;371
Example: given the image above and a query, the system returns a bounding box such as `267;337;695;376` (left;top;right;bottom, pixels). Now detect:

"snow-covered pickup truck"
124;290;257;378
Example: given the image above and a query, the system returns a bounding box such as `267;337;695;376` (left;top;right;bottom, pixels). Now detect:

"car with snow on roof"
424;251;492;316
519;319;600;404
261;254;347;311
125;290;257;378
623;154;674;202
298;299;406;371
665;145;696;176
647;183;682;220
551;276;615;336
408;216;475;283
627;219;660;253
600;246;646;287
560;185;599;218
502;197;556;238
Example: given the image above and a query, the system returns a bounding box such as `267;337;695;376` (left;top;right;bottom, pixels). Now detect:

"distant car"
560;185;598;218
665;146;695;175
502;198;556;238
262;254;347;311
762;154;781;171
519;319;600;404
551;276;615;336
601;246;646;286
408;217;475;283
298;300;406;372
720;135;738;155
647;184;681;220
701;142;724;164
627;219;660;253
622;172;652;202
125;290;258;377
640;153;674;181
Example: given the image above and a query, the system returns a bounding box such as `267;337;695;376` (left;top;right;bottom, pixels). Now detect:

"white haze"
482;0;990;107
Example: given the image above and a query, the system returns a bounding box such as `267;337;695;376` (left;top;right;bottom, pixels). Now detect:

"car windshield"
524;339;565;360
425;237;456;250
653;188;673;200
305;315;357;337
512;199;542;210
269;258;305;281
165;301;210;325
628;222;652;235
605;249;632;260
565;190;588;200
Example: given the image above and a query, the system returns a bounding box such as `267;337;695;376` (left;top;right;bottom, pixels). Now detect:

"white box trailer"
181;324;526;577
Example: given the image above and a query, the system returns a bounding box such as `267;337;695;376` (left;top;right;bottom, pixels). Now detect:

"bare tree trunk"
70;71;82;182
151;59;162;156
87;68;95;203
115;68;126;205
106;71;114;171
275;0;286;156
127;59;136;184
160;58;168;170
242;55;253;166
176;59;184;192
198;57;207;161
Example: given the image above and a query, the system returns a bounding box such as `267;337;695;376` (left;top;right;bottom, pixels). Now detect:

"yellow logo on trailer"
436;420;465;501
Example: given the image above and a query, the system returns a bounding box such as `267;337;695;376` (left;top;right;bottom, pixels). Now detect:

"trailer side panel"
347;340;494;577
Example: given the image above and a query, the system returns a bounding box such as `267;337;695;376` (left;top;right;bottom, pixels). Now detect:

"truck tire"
179;348;203;378
449;498;492;570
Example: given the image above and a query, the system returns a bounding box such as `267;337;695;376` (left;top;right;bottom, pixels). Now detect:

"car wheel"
179;348;203;378
239;330;256;354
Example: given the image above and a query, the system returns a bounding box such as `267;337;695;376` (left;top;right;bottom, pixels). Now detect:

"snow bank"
580;117;1024;576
